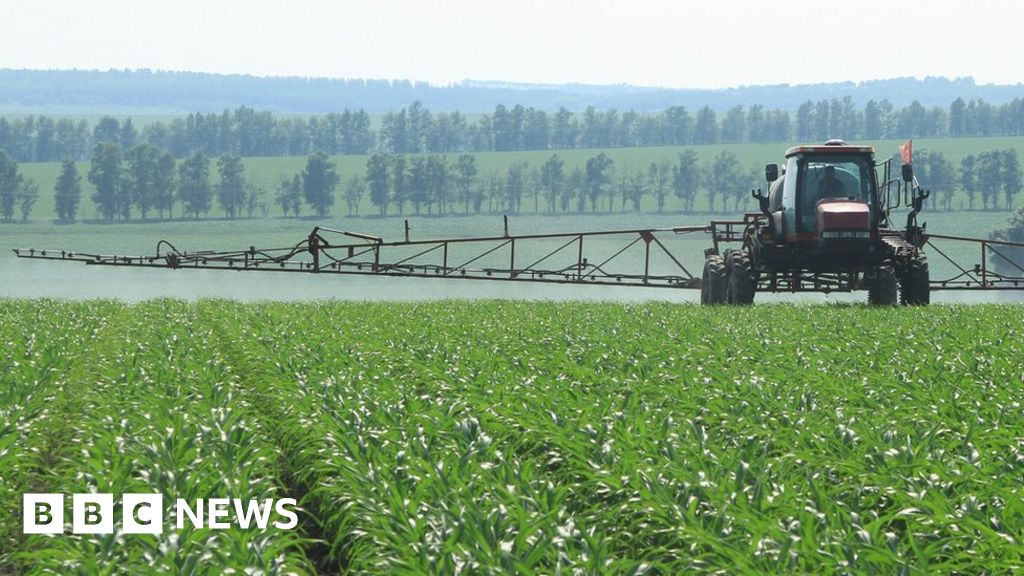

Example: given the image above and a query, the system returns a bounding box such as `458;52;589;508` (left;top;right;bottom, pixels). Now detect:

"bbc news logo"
23;494;298;534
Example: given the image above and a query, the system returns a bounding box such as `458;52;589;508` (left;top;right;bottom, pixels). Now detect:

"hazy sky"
3;0;1022;88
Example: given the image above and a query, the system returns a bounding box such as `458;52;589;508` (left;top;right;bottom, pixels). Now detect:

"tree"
570;166;585;213
706;151;742;212
694;107;718;144
949;97;966;137
959;155;977;210
647;161;668;213
426;155;449;213
896;100;926;138
663;106;692;145
88;142;123;220
539;154;564;213
0;151;20;222
120;118;138;149
92;116;121;146
455;154;479;214
735;165;761;211
746;105;766;142
217;153;246;218
408;156;429;214
245;181;267;218
302;151;339;217
275;174;302;217
54;159;82;222
493;104;518;151
123;144;160;219
1002;149;1022;210
863;100;883;139
390;154;408;215
673;150;701;213
584;153;614;212
796;100;814;141
832;96;861;139
625;170;645;212
16;177;38;221
348;110;374;154
153;150;177;219
503;162;528;213
924;151;956;211
469;170;488;214
523;108;549;150
178;152;212;218
976;151;1003;210
814;100;831;140
552;107;577;149
366;153;390;216
766;110;791;142
527;166;541;212
341;175;364;216
721;106;746;143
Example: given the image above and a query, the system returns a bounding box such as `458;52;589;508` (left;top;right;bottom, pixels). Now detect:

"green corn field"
2;300;1023;574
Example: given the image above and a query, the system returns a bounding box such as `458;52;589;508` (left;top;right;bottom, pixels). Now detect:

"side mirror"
765;163;779;182
901;164;914;183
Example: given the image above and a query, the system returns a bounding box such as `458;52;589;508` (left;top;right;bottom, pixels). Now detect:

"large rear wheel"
868;265;898;306
701;254;727;305
901;252;930;306
726;251;756;305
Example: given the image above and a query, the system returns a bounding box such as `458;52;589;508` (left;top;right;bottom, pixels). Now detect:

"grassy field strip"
13;302;311;574
0;301;121;570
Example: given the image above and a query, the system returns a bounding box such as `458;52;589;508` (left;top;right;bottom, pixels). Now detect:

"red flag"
899;140;913;166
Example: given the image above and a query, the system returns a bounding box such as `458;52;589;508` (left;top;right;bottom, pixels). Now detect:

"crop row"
1;301;310;574
0;302;119;567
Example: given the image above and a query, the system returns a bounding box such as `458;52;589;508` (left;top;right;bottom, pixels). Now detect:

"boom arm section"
13;222;713;290
923;233;1024;291
13;218;1024;293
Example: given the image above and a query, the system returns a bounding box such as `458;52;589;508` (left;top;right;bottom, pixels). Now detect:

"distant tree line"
5;97;1024;163
849;148;1022;212
2;70;1020;116
12;143;768;222
359;151;764;217
18;142;338;222
1;144;1021;224
75;143;344;222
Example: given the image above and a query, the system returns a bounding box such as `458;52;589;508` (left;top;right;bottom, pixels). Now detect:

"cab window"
796;156;873;232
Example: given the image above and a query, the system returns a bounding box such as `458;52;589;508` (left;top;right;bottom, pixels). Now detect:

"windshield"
797;155;875;232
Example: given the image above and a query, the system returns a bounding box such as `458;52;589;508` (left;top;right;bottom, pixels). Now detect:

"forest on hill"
1;69;1022;114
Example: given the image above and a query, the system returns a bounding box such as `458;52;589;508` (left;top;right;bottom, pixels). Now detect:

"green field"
13;136;1024;222
2;300;1023;574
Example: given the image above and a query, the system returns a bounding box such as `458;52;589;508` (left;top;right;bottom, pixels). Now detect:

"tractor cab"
763;140;878;250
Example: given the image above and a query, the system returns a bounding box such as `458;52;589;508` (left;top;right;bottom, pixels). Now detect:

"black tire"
868;265;898;306
701;255;727;305
901;252;930;306
726;251;756;305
